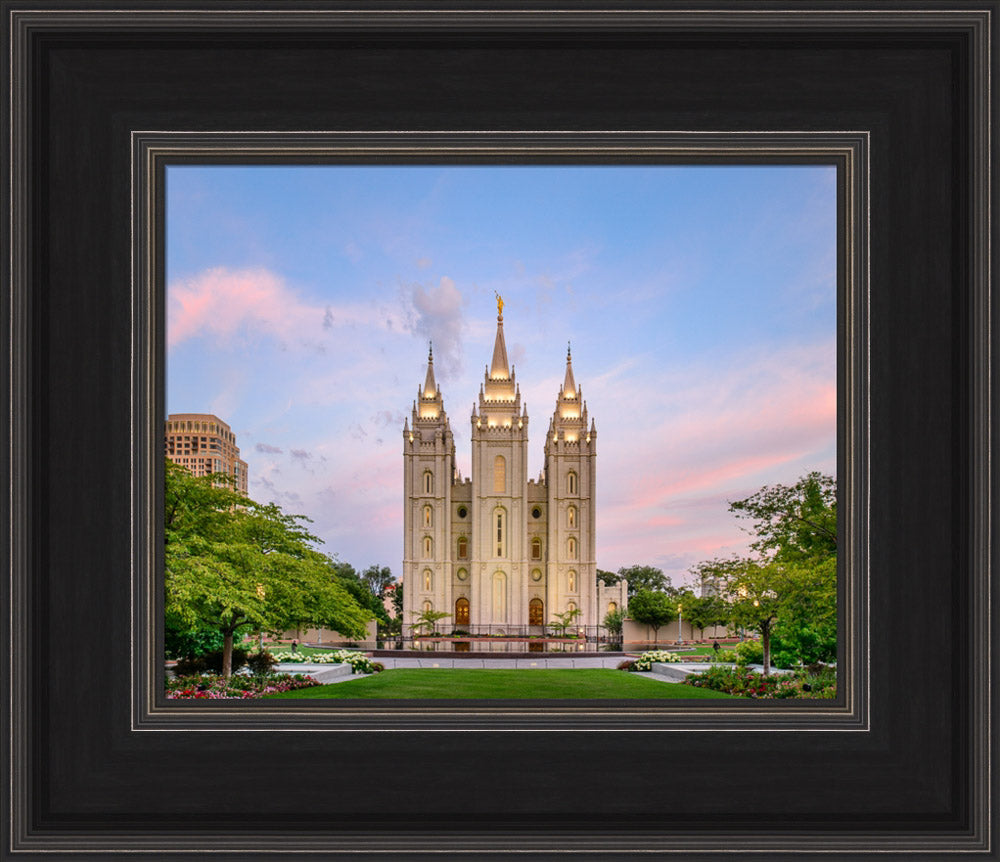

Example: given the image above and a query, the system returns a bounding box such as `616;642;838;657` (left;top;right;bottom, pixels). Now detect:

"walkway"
373;655;628;669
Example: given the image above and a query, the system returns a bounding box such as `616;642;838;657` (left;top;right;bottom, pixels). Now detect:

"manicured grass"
262;668;736;699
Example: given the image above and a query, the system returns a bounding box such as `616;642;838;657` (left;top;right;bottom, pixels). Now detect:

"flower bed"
166;673;320;699
683;664;836;699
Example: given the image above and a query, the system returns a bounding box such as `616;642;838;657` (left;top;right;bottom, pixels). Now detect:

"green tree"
361;564;395;599
333;561;391;626
602;608;624;640
684;593;730;640
617;564;670;598
628;589;677;645
729;471;836;561
722;560;794;675
164;461;370;677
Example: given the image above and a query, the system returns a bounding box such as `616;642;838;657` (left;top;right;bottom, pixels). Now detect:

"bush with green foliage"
174;647;248;676
246;650;278;676
735;640;765;666
708;648;739;663
164;617;226;660
769;620;837;668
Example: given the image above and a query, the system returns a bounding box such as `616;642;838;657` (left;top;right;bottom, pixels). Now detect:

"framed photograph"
5;3;993;860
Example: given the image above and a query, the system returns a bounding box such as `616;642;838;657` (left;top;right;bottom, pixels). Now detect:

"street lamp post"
677;604;683;645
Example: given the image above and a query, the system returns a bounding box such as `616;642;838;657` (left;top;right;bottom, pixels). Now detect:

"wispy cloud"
407;276;467;379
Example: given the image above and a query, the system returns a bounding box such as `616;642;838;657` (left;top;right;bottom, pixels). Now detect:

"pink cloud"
168;267;319;348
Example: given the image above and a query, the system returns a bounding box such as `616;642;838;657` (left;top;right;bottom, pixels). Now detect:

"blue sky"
167;164;836;587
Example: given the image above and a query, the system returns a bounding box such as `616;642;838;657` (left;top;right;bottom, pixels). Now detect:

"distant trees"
616;564;669;597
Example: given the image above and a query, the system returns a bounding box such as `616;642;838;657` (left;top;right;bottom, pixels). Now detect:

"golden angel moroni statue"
495;291;504;318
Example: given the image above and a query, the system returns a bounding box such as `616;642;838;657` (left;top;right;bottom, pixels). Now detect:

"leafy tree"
684;593;730;640
164;461;370;677
722;560;795;675
392;583;403;619
602;608;624;639
617;564;670;598
729;471;836;562
361;564;395;599
333;561;391;626
628;589;677;645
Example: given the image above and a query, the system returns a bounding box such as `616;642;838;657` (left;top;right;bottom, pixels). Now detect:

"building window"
423;471;434;494
423;505;433;527
493;454;506;493
423;600;433;613
567;570;577;593
608;601;618;614
456;568;469;582
494;507;506;557
568;536;577;559
423;569;433;591
568;506;576;528
455;597;470;626
457;536;468;559
423;536;433;558
568;471;578;495
529;598;544;626
531;537;542;560
567;600;577;613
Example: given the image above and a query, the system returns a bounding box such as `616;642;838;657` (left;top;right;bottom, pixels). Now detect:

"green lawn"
262;668;736;699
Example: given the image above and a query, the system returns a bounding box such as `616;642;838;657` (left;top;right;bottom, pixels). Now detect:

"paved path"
372;656;628;669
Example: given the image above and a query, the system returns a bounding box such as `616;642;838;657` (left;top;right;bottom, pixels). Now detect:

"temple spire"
563;341;577;397
489;299;510;380
423;342;437;397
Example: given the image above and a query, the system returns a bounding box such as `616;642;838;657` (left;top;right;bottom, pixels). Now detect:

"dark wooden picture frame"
4;3;994;859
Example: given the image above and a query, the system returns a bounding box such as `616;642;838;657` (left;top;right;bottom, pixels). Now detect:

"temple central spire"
489;297;510;380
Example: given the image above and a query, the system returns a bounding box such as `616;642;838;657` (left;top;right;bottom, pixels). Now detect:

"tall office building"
165;412;248;495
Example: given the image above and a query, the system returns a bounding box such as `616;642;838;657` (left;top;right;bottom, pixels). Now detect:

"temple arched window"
531;537;542;560
567;471;578;495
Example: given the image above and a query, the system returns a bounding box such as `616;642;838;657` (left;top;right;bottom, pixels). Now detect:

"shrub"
617;659;636;671
246;651;278;676
164;619;226;660
709;648;739;663
735;640;764;666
